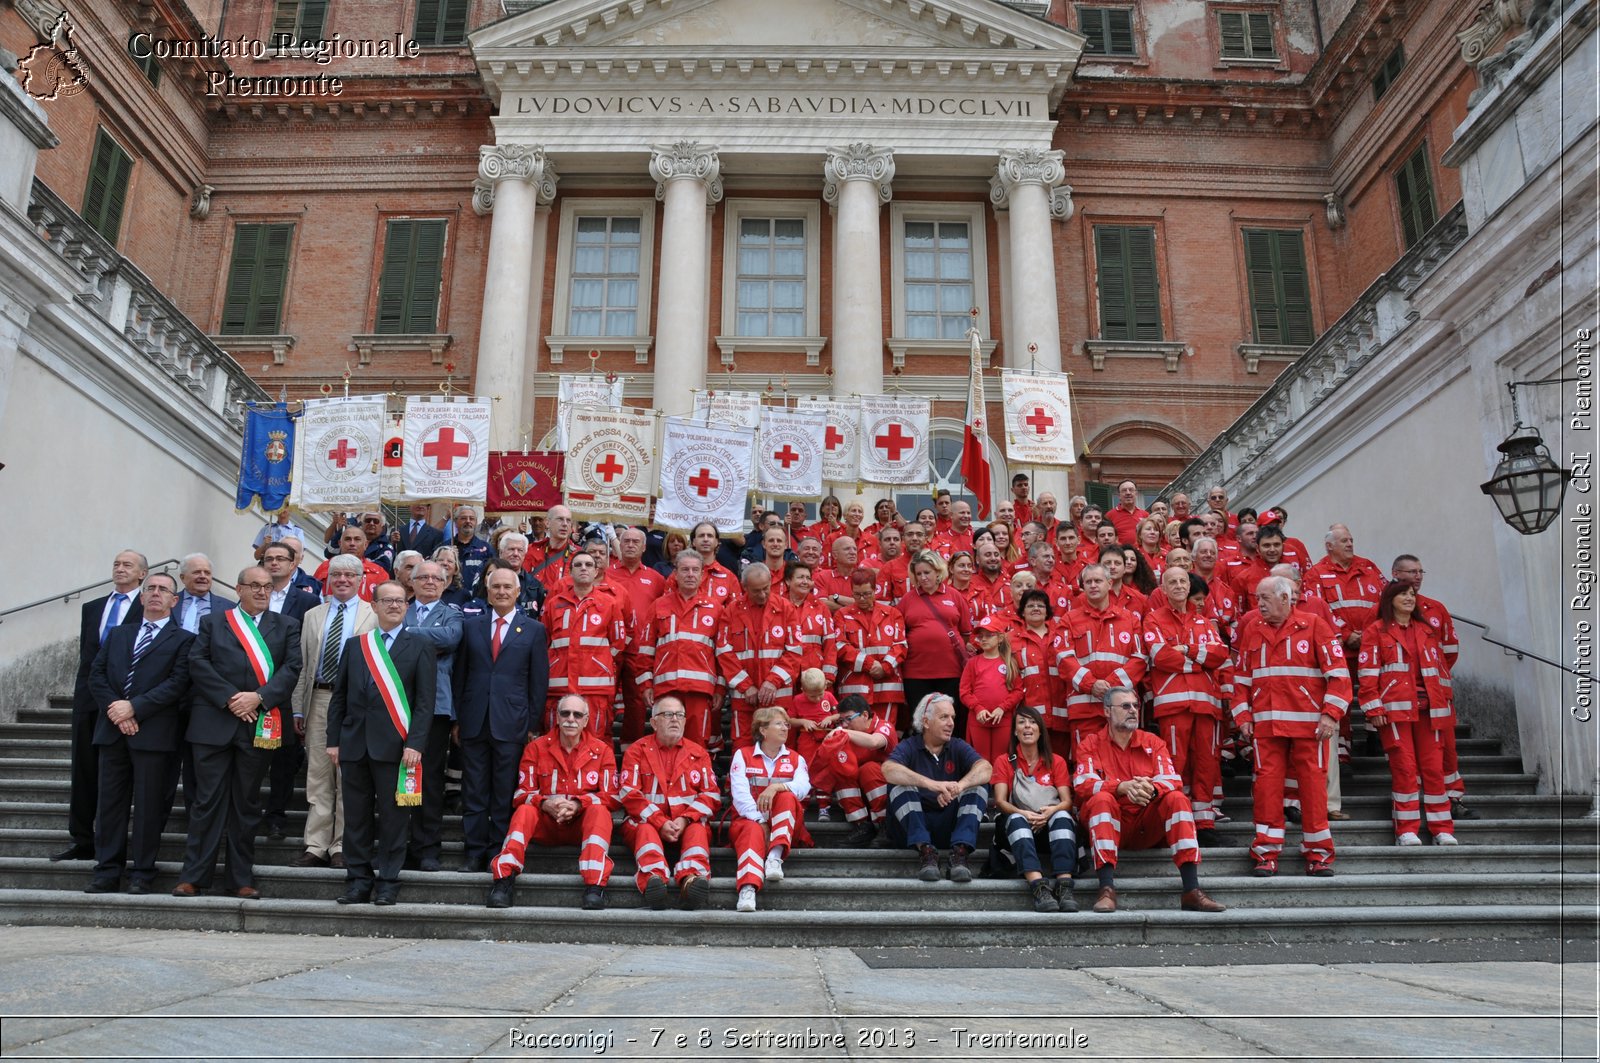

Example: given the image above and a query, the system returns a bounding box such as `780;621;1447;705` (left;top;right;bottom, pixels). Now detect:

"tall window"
735;218;806;337
83;130;134;245
128;33;160;85
220;223;294;335
568;216;641;337
1218;11;1276;60
271;0;327;48
1242;229;1314;345
375;219;446;334
1395;142;1437;248
1093;225;1163;341
1078;7;1136;56
414;0;469;46
903;220;973;340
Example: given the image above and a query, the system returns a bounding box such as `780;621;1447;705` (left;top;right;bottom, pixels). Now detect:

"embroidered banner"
1001;369;1076;466
857;395;930;485
656;416;756;534
563;405;657;522
289;396;385;512
402;397;492;501
755;405;826;499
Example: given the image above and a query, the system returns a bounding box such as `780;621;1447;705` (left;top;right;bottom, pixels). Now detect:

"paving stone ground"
1;927;1595;1061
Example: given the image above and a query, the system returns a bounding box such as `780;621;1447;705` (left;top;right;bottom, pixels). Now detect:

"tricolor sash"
226;609;281;749
359;630;421;806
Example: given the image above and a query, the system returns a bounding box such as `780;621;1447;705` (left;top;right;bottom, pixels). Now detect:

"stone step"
2;858;1592;912
0;723;72;742
0;740;70;758
0;888;1583;947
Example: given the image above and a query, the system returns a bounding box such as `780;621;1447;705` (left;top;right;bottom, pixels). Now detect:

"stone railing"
1167;201;1468;499
25;180;269;433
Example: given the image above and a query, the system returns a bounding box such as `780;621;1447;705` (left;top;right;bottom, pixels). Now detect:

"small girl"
790;668;838;817
960;615;1024;762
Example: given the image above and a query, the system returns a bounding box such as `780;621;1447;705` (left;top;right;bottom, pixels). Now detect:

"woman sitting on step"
990;706;1079;913
728;706;811;913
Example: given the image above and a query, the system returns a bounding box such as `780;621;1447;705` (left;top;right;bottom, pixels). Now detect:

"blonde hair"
751;704;790;738
910;548;948;585
799;668;827;696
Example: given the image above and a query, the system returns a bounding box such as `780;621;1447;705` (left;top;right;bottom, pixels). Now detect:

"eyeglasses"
654;711;686;720
239;582;274;592
556;709;588;720
373;597;407;606
413;574;444;582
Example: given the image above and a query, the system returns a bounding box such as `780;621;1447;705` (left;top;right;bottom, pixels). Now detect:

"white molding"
714;335;828;366
1082;338;1189;372
717;197;825;353
545;334;654;365
548;195;659;365
886;336;998;370
887;200;992;350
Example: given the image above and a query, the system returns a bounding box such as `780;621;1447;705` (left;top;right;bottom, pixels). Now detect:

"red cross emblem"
327;438;357;468
688;468;720;497
595;453;625;483
772;445;800;469
1024;406;1055;435
874;423;914;461
825;425;845;451
422;427;471;471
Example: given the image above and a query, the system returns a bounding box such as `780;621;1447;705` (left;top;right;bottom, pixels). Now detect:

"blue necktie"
101;593;127;643
126;622;157;696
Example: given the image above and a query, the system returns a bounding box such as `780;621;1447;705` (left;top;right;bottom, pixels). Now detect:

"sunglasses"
556;709;588;720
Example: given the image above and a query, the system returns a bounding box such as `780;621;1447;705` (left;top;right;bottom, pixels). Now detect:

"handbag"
908;590;971;667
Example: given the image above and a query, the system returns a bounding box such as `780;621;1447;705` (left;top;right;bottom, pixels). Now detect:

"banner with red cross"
655;416;756;534
401;396;491;502
857;395;930;486
1001;368;1076;467
796;396;860;485
289;396;386;511
756;405;826;499
563;405;657;522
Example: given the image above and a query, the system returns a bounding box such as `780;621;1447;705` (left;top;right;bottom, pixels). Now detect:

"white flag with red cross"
796;396;861;485
756;405;826;499
401;396;491;502
563;404;657;523
1001;369;1076;466
857;395;930;485
655;416;756;534
289;396;386;511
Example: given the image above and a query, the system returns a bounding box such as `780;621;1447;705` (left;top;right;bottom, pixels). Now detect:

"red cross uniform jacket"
700;561;741;607
1057;601;1147;722
1141;601;1229;719
541;587;629;700
790;594;839;683
1414;595;1460;668
1230;612;1352;736
1357;620;1454;728
716;594;804;705
1303;555;1386;637
1011;622;1063;714
638;590;723;696
835;602;907;706
523;538;579;592
618;735;720;826
513;731;621;810
1071;728;1183;804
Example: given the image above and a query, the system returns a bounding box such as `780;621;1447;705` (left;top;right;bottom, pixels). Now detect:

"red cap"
975;615;1007;633
1259;509;1283;526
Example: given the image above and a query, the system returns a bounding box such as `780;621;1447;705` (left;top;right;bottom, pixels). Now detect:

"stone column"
473;145;552;450
650;142;722;418
520;196;556;443
992;148;1074;498
824;144;894;403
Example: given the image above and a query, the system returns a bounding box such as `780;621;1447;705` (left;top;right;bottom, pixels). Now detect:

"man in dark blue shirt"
882;693;992;884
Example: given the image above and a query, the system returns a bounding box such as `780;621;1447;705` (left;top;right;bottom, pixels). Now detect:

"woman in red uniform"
728;706;811;912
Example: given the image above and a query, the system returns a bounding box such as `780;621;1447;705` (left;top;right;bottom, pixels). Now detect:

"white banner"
289;396;386;512
691;390;762;429
402;397;491;502
563;405;657;522
857;395;930;485
797;396;860;484
557;375;625;450
1001;369;1077;466
656;417;756;534
756;405;826;499
378;409;417;504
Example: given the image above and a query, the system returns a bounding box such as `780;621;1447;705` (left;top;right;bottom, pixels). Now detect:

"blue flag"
237;404;295;511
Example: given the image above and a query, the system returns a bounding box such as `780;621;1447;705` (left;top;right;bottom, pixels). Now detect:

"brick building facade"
2;0;1482;505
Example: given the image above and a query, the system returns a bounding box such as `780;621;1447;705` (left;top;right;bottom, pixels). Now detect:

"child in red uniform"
960;616;1024;762
791;668;838;817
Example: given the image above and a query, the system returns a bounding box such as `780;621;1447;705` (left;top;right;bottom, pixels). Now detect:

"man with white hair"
1304;524;1385;765
449;506;495;594
174;555;230;635
881;694;991;883
1231;575;1351;878
477;530;545;615
524;504;579;593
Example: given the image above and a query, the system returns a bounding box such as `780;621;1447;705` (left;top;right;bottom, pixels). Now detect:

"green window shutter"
1126;227;1162;340
414;0;442;44
441;0;469;45
1094;225;1130;339
298;0;327;42
416;0;467;45
1246;13;1276;58
1219;12;1246;57
1396;144;1436;248
376;219;446;334
83;130;132;244
1244;229;1314;346
1373;46;1405;101
1275;232;1314;344
1078;7;1108;53
221;223;294;335
1095;226;1163;342
270;0;298;47
1243;229;1282;344
1107;10;1135;55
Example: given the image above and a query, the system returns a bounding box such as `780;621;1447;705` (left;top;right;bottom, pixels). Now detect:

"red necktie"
492;617;505;661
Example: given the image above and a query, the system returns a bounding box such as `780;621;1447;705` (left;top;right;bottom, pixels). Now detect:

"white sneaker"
1433;833;1459;846
764;850;785;883
1396;832;1423;847
817;806;835;822
736;885;757;912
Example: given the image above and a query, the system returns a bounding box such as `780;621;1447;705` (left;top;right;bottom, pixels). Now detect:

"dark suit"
398;520;444;559
87;619;193;887
402;600;463;863
69;591;144;847
327;628;435;889
453;610;547;862
263;584;323;827
164;588;233;819
173;590;233;636
177;608;302;892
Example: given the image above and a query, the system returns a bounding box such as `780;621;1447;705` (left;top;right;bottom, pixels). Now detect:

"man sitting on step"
617;696;720;910
881;693;990;883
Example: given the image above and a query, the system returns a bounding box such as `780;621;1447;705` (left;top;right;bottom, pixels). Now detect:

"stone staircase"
1;697;1596;947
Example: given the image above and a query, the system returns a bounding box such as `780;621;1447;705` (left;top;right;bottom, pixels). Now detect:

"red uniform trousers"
621;819;712;894
966;711;1013;764
1159;714;1225;829
811;734;889;825
657;690;716;750
1079;788;1199;869
619;653;651;743
544;694;615;738
491;802;614;887
1252;735;1334;866
1441;727;1466;798
791;728;828;810
729;790;802;890
1378;718;1454;838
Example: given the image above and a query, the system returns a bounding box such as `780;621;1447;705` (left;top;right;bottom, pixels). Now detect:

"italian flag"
359;631;421;806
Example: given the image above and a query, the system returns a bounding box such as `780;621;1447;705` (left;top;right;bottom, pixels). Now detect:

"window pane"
940;315;967;339
904;221;935;247
940;284;972;313
905;284;936;313
604;310;635;336
774;218;804;243
739;312;768;336
773;248;805;275
573;246;605;274
773;312;803;337
607;278;638;309
940;251;971;280
608;245;639;274
739;248;769;275
906;315;937;339
575;217;609;240
738;280;768;310
610;217;640;240
773;281;805;309
570;279;603;306
938;222;970;248
570;310;601;334
905;251;935;279
740;218;769;242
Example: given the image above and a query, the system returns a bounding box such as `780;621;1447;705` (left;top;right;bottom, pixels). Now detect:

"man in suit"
85;572;193;893
454;559;548;872
287;555;375;868
261;540;322;839
403;560;462;872
263;541;319;623
398;504;444;559
327;581;435;905
172;566;302;898
59;549;148;862
173;555;233;635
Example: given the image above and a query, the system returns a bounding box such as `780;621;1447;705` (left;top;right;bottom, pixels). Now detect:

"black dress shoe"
418;857;442;873
1452;799;1481;820
83;880;119;894
372;884;400;907
336;884;372;905
1284;806;1302;824
266;820;287;841
126;882;150;896
51;844;94;862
